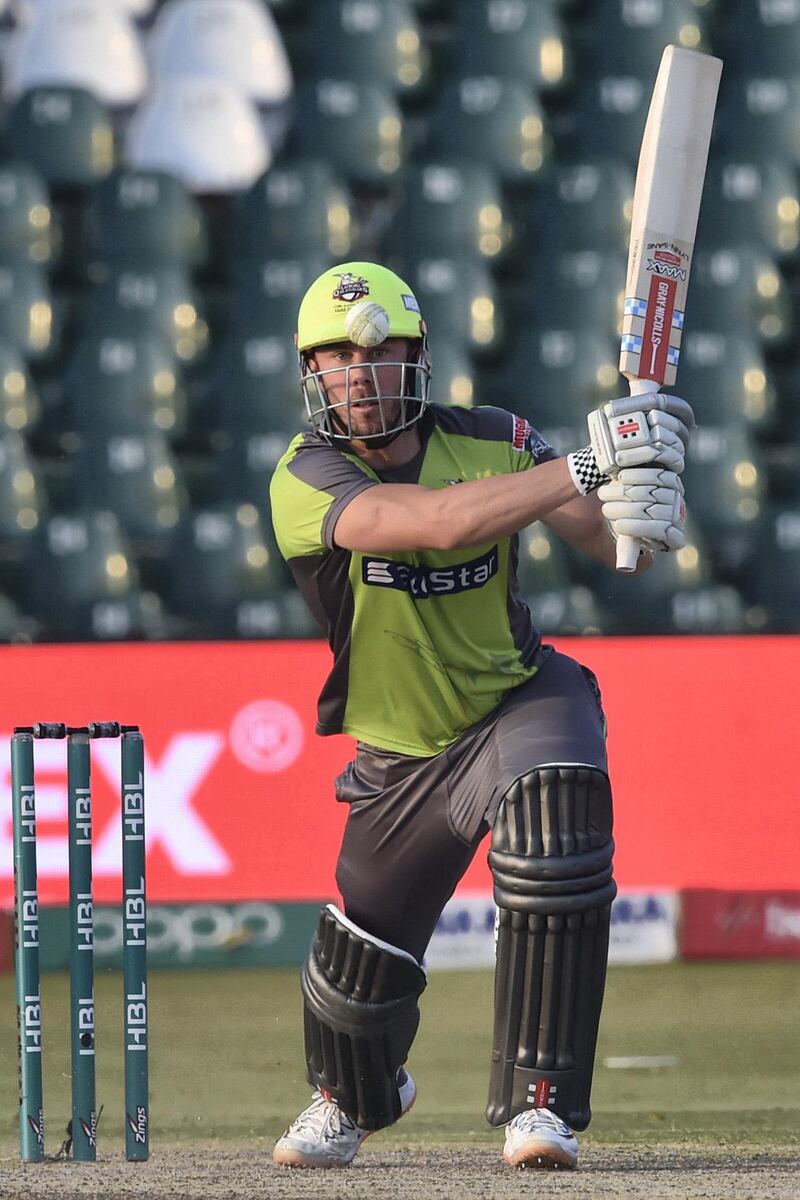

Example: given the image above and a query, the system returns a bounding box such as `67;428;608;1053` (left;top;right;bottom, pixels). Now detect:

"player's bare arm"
334;456;579;552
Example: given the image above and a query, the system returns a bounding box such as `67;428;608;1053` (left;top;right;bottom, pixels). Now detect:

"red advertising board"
1;637;798;907
681;890;800;958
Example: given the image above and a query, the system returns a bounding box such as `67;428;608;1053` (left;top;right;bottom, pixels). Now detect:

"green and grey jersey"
269;404;558;757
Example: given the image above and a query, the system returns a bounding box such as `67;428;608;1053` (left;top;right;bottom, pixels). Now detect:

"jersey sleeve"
270;436;378;559
436;404;558;471
504;411;559;471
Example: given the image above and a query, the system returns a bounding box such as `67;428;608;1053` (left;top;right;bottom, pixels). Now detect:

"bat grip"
615;377;660;572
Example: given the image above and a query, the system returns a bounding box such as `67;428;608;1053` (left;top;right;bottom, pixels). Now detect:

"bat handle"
615;377;661;573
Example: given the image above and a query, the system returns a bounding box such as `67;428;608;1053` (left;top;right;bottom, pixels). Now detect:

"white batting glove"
598;468;687;552
588;394;694;476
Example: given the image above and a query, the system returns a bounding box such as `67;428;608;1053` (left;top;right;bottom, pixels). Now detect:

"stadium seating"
290;80;405;188
235;161;354;261
0;337;39;433
1;86;116;190
125;78;271;193
20;508;165;640
201;326;300;441
164;501;300;638
389;254;501;357
384;162;511;263
450;0;572;97
85;168;208;272
0;160;60;268
59;332;187;443
0;260;59;364
0;0;796;639
423;77;550;184
78;266;208;363
2;0;147;109
146;0;293;107
300;1;429;102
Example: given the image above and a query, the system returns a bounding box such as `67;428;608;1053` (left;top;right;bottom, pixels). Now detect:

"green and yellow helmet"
296;261;431;445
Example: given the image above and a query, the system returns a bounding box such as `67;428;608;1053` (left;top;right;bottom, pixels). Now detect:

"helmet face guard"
300;338;431;444
296;261;432;444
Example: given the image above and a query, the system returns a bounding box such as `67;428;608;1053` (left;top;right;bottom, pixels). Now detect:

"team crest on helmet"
332;272;370;303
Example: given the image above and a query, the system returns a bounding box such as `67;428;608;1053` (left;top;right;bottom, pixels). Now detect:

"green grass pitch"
0;961;798;1154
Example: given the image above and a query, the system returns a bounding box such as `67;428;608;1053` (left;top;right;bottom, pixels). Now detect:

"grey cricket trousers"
333;648;609;962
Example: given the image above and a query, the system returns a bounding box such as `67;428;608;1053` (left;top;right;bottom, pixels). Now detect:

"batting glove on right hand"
598;467;687;552
588;394;694;476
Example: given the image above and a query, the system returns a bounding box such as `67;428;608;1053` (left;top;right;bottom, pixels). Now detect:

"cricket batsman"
269;263;691;1169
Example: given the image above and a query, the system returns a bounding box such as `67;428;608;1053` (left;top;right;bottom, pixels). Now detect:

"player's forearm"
335;458;582;553
430;457;579;549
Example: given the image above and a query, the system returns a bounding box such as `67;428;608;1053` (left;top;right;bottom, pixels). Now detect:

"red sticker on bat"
640;274;677;383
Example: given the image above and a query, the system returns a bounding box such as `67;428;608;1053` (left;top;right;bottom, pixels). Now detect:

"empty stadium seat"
0;339;40;437
21;508;164;640
714;75;800;166
715;0;800;80
201;328;301;441
0;261;58;363
423;76;549;184
291;80;404;188
522;158;633;257
385;162;510;262
3;0;147;108
165;502;294;638
677;331;778;438
0;160;60;268
214;432;293;507
392;254;501;357
2;86;116;190
687;245;794;353
124;79;271;194
428;342;475;409
85;167;208;272
452;0;571;97
302;0;429;101
79;267;208;363
749;503;800;630
500;328;621;436
562;73;654;165
586;516;741;634
0;430;47;540
59;332;187;443
232;252;333;341
517;523;608;635
17;0;156;17
68;431;190;554
235;160;354;261
682;425;765;582
571;0;707;78
147;0;293;107
696;157;800;263
515;249;625;342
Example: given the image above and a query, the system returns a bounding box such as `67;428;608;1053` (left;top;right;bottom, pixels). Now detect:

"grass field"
1;959;798;1157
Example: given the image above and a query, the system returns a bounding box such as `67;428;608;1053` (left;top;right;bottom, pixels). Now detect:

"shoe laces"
512;1107;572;1138
287;1091;361;1143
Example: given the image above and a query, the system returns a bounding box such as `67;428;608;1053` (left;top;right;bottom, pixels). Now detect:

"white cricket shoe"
503;1107;579;1169
272;1071;416;1168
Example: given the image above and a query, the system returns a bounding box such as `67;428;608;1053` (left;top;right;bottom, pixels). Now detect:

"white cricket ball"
344;300;391;347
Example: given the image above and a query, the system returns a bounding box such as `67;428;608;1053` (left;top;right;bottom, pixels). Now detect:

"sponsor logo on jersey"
511;414;531;451
362;546;498;598
332;273;369;303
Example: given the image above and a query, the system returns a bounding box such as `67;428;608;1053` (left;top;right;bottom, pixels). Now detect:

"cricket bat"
615;44;722;571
